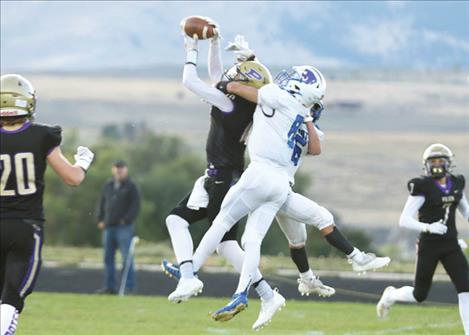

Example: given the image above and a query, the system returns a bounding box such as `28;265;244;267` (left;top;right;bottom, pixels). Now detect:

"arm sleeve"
182;64;233;112
123;183;141;223
208;38;223;84
458;193;469;221
97;186;106;221
399;195;427;232
45;125;62;156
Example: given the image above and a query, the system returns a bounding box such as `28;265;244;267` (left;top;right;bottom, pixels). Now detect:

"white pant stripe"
19;232;41;298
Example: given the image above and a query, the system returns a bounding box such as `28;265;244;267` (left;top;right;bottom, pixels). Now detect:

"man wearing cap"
96;160;141;294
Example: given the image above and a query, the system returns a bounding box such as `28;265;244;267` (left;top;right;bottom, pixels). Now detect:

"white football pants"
276;190;334;247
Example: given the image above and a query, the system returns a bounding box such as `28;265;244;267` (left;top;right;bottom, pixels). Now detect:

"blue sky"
1;1;468;72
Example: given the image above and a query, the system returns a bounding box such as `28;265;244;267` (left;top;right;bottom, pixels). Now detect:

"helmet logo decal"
245;68;263;81
301;69;317;84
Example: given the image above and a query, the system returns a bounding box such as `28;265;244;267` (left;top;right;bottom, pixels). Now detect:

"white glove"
424;220;448;235
184;36;198;51
225;34;255;62
205;17;221;39
74;146;94;171
459;239;468;250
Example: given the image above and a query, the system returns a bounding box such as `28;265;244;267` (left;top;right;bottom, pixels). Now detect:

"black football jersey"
0;122;62;221
408;174;465;241
205;82;257;171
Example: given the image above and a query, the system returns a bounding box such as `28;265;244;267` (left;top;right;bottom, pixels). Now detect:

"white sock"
388;286;417;304
216;240;271;299
235;241;261;294
254;279;274;301
165;215;193;265
1;304;19;335
179;262;194;279
192;223;228;272
458;292;469;334
347;247;361;260
299;269;315;281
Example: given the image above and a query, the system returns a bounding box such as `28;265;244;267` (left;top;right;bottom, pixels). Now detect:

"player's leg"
280;191;390;272
440;243;469;334
212;201;285;322
165;192;206;280
377;242;438;317
1;220;43;335
192;165;270;273
102;226;118;293
117;224;136;293
206;172;275;303
276;212;335;297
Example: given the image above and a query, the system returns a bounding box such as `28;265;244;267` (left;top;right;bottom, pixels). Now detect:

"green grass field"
17;292;461;335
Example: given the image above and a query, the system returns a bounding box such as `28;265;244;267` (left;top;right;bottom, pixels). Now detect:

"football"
180;16;217;40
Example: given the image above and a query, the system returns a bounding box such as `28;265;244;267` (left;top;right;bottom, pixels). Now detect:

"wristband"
186;49;197;65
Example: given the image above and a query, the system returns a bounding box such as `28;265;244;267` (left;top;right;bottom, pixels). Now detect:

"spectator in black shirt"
96;160;140;294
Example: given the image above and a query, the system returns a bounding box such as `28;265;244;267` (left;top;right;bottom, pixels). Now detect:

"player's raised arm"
47;146;94;186
207;21;223;84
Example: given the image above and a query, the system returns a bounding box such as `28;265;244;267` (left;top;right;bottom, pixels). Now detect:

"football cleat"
167;277;203;303
161;260;181;280
211;292;248;322
252;289;286;331
349;253;391;274
298;276;335;297
377;286;396;318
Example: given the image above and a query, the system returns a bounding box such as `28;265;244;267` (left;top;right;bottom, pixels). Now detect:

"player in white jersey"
173;66;325;325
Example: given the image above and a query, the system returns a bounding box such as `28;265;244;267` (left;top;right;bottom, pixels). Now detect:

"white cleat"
168;277;203;304
377;286;396;318
349;253;391;273
252;289;286;331
298;277;335;297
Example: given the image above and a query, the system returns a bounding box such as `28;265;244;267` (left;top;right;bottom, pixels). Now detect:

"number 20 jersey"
0;122;62;221
408;174;465;241
247;83;309;184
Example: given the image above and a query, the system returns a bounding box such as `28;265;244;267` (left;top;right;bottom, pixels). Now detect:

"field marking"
343;322;460;335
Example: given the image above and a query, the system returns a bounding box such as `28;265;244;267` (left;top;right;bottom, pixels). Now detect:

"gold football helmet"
224;61;272;89
1;74;36;118
422;143;454;178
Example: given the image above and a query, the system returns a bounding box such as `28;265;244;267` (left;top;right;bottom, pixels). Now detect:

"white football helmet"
275;65;326;108
422;143;454;178
1;74;36;118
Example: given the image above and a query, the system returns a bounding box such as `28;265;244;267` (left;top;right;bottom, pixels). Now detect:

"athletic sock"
290;247;310;273
389;286;417;303
235;241;261;294
458;292;469;334
299;269;315;281
252;278;274;301
325;227;354;255
1;304;19;335
165;215;193;266
179;261;194;279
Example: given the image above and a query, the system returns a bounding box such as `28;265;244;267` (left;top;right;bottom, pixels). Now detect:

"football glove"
225;35;255;62
206;17;221;39
459;239;468;250
424;220;448;235
74;146;94;171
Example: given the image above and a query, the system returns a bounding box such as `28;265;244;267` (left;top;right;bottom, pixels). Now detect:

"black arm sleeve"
123;183;141;223
97;185;106;221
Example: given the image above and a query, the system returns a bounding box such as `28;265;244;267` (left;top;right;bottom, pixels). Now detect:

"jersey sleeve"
456;174;466;190
407;177;425;196
45;125;62;155
258;83;280;109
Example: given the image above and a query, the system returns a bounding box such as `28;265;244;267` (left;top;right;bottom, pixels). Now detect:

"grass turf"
17;292;461;335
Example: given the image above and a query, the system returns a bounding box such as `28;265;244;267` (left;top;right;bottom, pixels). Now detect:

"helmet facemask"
422;143;454;179
275;66;326;109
